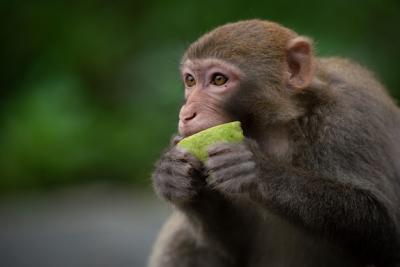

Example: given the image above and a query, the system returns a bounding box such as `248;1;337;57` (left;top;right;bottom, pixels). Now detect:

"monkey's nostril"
184;112;197;121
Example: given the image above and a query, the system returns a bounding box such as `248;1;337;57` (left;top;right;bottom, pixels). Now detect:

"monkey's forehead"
181;20;298;69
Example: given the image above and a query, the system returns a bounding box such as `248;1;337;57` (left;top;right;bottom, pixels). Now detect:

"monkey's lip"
178;120;215;137
178;122;206;137
178;120;237;137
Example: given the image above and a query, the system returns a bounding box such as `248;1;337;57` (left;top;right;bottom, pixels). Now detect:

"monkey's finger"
207;142;246;157
170;163;196;178
212;161;256;182
214;173;257;194
170;135;184;146
206;161;256;188
183;153;203;171
206;150;253;171
153;168;193;189
156;157;192;178
154;176;187;193
169;147;203;170
154;180;197;203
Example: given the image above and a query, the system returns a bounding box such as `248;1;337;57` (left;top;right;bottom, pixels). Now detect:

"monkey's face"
178;21;315;137
178;58;243;137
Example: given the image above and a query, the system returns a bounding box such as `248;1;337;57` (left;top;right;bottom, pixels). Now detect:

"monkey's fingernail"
173;136;184;145
208;145;231;156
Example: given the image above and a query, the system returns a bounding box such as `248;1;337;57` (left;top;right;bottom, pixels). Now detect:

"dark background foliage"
0;0;399;192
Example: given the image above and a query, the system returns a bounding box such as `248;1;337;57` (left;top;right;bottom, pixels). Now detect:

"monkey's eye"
211;73;228;86
184;74;196;87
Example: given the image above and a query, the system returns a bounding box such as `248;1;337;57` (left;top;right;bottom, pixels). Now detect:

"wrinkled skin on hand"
153;135;263;206
205;140;261;195
152;137;205;205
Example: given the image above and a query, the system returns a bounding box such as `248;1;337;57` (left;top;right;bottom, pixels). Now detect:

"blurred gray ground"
0;184;170;267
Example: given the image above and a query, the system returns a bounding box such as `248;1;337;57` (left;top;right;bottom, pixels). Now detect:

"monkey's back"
315;56;400;213
246;58;400;266
317;57;400;172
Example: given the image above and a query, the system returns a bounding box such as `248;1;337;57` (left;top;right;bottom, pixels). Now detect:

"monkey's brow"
180;58;243;77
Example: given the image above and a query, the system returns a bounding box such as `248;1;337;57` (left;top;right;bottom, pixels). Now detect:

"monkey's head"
178;19;315;137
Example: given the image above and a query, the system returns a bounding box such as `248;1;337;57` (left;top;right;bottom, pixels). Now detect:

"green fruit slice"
177;121;244;162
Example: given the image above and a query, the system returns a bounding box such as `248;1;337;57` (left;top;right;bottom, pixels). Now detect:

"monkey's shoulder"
318;57;371;74
316;57;398;111
317;57;381;89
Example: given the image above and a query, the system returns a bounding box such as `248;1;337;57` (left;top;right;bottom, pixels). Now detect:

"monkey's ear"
286;36;315;90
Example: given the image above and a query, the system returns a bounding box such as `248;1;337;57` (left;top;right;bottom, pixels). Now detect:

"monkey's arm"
205;140;400;265
148;212;236;267
254;167;399;264
152;136;252;256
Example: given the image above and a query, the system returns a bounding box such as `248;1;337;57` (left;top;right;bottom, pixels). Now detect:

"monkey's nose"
183;112;197;122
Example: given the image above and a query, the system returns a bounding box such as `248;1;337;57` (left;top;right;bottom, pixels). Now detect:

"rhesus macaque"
149;20;400;267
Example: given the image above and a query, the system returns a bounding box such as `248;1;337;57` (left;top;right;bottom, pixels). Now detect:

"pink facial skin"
178;58;243;137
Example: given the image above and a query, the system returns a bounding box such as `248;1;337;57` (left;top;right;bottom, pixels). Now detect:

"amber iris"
185;74;196;87
212;73;228;86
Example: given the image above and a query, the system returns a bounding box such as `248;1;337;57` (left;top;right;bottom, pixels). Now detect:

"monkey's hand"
205;140;261;194
152;142;205;205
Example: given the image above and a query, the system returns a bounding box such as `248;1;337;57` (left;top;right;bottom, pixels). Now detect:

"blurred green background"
1;0;399;193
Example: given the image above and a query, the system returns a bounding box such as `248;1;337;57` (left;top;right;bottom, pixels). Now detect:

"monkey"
148;19;400;267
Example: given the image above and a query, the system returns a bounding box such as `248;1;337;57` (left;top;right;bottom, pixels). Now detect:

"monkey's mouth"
178;117;234;137
178;121;210;137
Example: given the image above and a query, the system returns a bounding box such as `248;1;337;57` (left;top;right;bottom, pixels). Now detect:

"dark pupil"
215;75;226;84
186;75;195;85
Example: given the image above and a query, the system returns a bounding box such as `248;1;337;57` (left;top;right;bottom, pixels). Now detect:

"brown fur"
150;19;400;267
